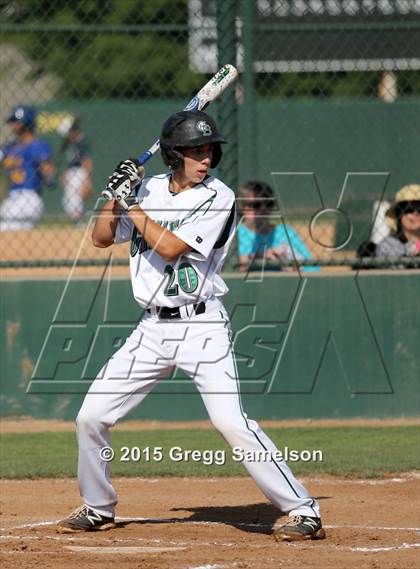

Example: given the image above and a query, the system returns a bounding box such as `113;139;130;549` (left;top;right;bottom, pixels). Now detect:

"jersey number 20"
164;263;198;295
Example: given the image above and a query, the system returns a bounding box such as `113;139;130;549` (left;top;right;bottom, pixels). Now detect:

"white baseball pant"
0;189;44;231
76;297;320;519
62;167;88;221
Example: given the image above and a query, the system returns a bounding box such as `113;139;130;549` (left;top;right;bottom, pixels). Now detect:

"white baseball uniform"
76;173;320;520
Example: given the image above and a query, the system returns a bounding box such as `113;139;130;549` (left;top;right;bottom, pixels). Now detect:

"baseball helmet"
160;110;226;170
6;105;37;130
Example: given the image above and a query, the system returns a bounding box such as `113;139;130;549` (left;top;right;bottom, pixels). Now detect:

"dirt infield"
1;474;419;569
1;421;419;567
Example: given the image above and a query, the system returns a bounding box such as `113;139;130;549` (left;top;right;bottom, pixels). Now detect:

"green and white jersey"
115;173;236;309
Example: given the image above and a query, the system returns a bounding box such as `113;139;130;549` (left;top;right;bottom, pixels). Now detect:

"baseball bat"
102;64;238;199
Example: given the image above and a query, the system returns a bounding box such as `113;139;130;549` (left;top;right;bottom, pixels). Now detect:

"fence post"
216;0;238;193
241;0;257;183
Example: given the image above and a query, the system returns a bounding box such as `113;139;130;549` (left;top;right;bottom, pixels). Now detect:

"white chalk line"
1;530;419;555
185;565;225;569
0;519;57;531
3;540;420;556
0;517;267;533
325;524;420;532
2;532;420;549
2;516;420;556
283;541;420;553
0;534;236;547
348;543;420;553
2;517;420;534
3;543;420;556
64;545;187;554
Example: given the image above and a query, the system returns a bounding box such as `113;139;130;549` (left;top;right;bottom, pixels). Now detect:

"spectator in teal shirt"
237;180;318;272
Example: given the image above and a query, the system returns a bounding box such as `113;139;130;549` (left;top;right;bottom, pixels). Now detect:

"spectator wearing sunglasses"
375;184;420;267
237;180;316;272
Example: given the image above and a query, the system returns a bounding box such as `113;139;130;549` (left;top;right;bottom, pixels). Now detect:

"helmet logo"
196;120;212;136
15;108;24;120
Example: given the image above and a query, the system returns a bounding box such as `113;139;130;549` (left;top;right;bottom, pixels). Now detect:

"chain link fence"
1;0;419;272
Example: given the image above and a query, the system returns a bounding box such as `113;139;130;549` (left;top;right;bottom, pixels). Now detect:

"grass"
0;426;419;479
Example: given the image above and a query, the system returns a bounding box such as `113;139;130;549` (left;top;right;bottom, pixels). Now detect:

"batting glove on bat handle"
116;159;145;184
106;171;140;211
101;159;145;200
101;188;114;200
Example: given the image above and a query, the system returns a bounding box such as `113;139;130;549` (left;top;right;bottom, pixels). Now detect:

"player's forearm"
92;200;121;248
128;206;190;261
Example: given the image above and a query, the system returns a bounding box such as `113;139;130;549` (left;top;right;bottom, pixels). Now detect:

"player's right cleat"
273;515;326;542
56;504;116;533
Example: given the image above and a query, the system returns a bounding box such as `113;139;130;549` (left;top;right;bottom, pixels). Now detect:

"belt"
146;301;206;320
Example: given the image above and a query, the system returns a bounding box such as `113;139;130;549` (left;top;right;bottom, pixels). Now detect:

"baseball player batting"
56;110;326;542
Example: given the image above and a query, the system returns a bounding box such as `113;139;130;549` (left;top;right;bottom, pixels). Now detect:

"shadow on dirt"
116;497;331;535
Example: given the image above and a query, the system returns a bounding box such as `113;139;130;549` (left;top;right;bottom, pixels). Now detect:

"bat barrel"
101;64;238;200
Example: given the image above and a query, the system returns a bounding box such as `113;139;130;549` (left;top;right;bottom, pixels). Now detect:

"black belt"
147;301;206;319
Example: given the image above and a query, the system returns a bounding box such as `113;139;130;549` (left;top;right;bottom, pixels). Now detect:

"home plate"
65;545;187;554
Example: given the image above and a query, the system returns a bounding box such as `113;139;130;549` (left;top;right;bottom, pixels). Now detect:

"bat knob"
101;189;113;200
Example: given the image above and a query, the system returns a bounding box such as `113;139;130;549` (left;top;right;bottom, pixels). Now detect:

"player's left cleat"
56;504;116;533
273;515;326;542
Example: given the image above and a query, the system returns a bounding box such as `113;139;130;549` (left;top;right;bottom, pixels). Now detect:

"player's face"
239;189;271;220
8;121;25;136
400;201;420;233
180;144;213;184
239;189;255;220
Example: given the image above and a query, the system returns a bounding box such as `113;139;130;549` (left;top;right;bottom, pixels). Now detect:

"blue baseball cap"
7;105;37;129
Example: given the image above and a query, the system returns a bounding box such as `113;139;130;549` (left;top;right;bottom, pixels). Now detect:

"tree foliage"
1;0;204;98
1;0;418;100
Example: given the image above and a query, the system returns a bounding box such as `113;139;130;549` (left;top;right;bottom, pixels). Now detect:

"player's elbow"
91;221;116;248
158;238;191;262
92;234;113;248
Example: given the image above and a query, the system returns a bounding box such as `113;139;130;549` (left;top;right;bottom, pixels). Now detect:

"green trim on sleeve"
178;190;217;227
214;202;236;249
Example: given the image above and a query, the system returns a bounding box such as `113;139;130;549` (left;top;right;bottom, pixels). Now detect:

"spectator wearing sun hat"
375;184;420;267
